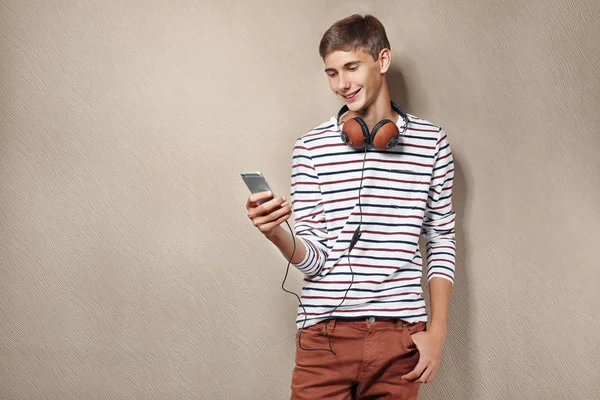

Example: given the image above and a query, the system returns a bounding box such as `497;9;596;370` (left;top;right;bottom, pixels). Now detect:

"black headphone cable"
281;138;368;354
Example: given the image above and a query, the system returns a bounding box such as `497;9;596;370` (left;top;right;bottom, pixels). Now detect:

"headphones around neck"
338;101;409;150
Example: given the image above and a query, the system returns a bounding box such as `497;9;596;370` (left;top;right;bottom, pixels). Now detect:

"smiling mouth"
343;89;360;100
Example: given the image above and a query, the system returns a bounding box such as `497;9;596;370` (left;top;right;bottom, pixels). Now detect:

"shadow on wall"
387;64;412;113
388;64;476;400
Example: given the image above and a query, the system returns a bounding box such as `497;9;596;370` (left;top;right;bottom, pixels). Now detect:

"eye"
349;66;358;71
328;72;338;78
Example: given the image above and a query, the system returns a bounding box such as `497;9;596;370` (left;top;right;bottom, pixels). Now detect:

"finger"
424;363;439;384
402;360;427;381
417;366;433;383
424;368;437;384
246;192;271;210
253;202;292;227
257;209;292;233
255;195;286;215
247;195;283;218
248;191;274;206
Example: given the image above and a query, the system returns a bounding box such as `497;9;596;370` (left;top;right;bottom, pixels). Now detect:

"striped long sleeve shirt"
290;114;456;329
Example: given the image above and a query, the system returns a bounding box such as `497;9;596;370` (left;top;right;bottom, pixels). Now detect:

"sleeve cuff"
292;236;322;276
427;271;455;284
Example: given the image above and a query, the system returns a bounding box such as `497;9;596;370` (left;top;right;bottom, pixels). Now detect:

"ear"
379;48;392;73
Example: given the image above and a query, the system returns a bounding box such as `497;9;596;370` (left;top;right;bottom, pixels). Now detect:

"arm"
403;128;456;384
286;137;329;276
246;137;329;276
247;192;308;265
423;127;456;336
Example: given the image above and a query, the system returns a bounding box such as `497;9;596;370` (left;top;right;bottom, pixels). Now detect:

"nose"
338;72;351;92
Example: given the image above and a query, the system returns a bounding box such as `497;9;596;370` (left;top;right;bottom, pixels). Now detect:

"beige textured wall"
1;1;599;399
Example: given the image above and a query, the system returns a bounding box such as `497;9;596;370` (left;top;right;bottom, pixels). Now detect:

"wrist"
428;325;447;341
265;225;281;242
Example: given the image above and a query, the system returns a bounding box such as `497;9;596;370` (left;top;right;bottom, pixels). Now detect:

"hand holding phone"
241;171;292;237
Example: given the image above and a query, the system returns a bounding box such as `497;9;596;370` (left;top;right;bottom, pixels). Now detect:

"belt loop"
323;318;336;334
396;319;407;331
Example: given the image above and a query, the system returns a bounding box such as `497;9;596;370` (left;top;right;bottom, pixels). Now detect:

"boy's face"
323;48;389;112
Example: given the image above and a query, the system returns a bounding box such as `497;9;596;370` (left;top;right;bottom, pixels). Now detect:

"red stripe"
320;194;427;207
410;127;439;133
437;151;451;162
292;199;318;204
426;201;450;210
323;175;428;187
315;158;433;169
436;133;448;146
327;212;422;224
361;194;427;203
345;229;420;237
437;217;455;228
323;263;412;270
432;167;455;180
331;246;415;254
291;162;316;171
431;184;453;196
305;276;419;285
310;142;347;151
301;292;422;300
292;181;320;186
296;210;324;222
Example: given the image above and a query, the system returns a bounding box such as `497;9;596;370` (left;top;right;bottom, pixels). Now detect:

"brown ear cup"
338;101;408;151
371;119;400;150
340;118;370;149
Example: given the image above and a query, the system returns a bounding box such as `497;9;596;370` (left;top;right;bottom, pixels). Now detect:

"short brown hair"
319;14;391;60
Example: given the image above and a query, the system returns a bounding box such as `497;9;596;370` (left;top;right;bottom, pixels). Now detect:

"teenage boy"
245;14;456;400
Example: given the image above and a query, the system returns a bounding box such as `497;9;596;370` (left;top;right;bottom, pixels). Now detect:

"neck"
342;85;398;130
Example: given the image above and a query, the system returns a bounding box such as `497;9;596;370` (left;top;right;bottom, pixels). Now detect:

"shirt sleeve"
422;128;457;283
289;137;329;277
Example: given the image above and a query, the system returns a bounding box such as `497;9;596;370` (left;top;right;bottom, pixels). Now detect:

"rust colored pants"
290;317;426;400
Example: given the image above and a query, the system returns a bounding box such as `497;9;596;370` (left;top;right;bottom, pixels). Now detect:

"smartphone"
240;171;275;205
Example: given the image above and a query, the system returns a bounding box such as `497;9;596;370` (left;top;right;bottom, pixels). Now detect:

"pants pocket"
405;321;426;348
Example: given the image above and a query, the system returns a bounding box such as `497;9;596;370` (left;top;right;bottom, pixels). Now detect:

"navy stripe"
401;134;438;141
334;220;423;229
307;123;335;132
305;134;340;144
291;172;319;180
428;251;455;258
351;238;419;246
322;185;429;196
433;159;453;172
328;254;414;263
427;265;455;273
319;167;431;178
296;312;428;324
323;268;423;276
311;150;435;160
292;154;312;161
300;298;424;308
427;193;452;203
